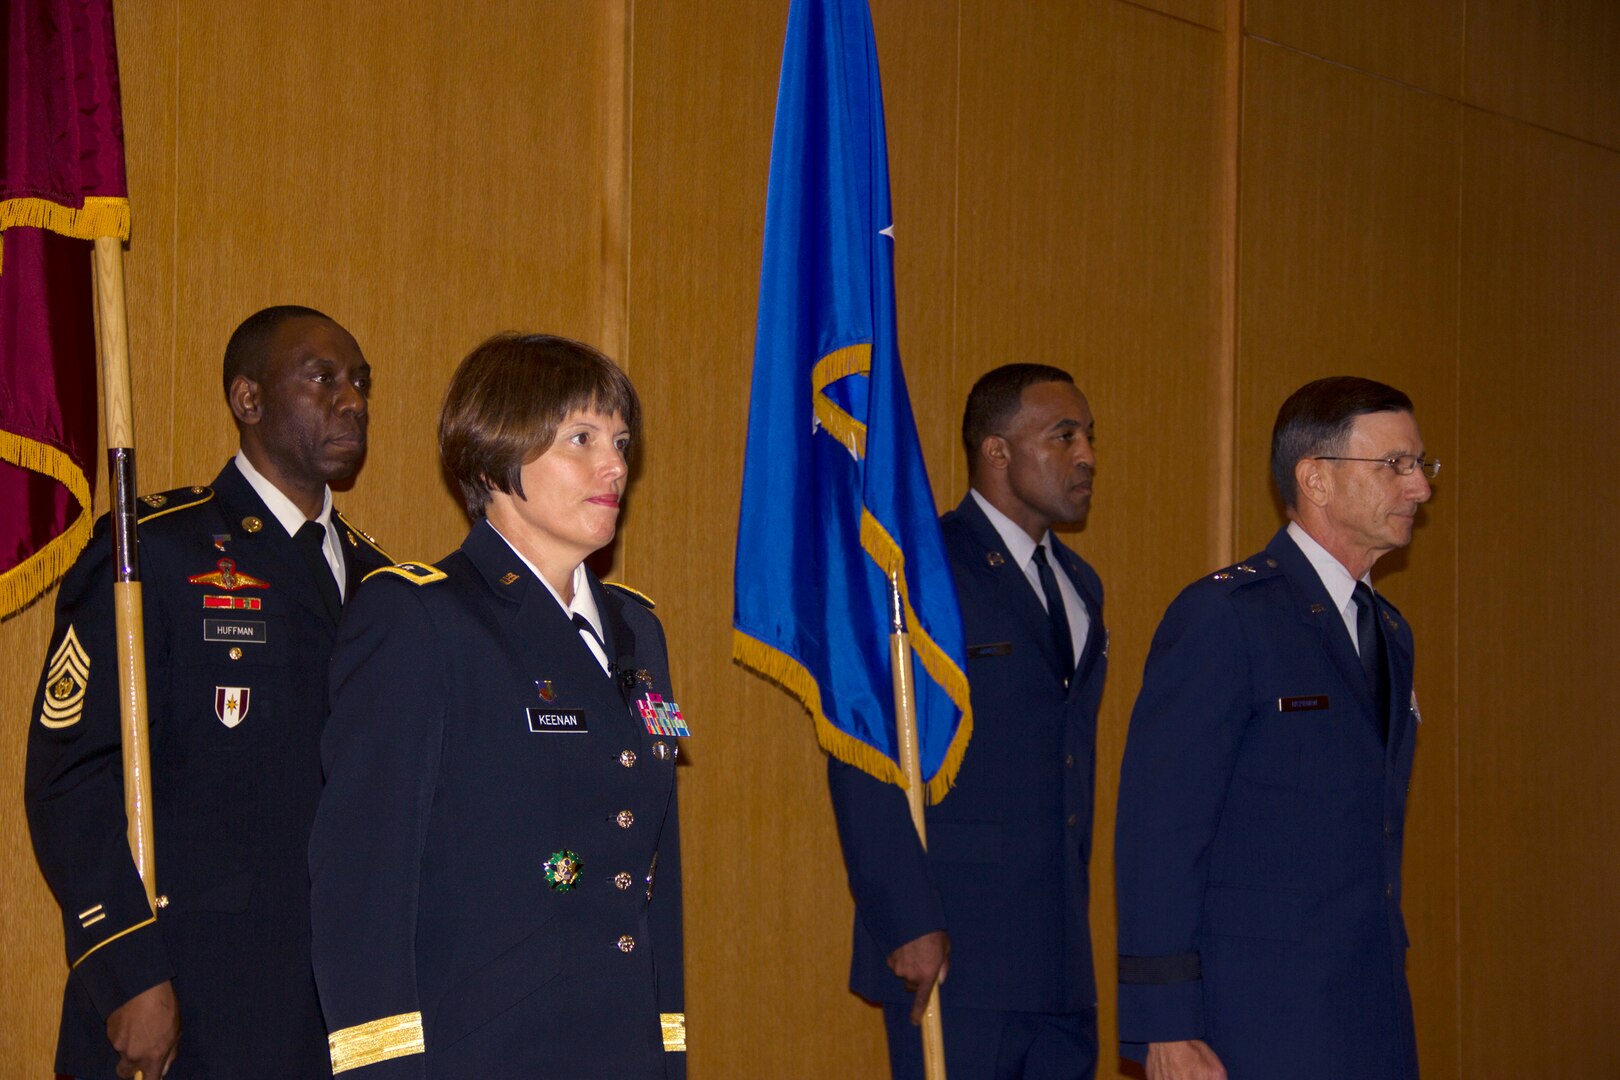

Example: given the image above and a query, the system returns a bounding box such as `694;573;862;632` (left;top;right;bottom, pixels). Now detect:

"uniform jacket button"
614;872;634;890
1066;813;1078;828
617;935;636;953
619;750;637;767
616;809;635;829
1065;753;1075;769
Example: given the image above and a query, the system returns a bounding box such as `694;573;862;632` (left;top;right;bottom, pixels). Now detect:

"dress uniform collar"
232;451;345;599
483;523;610;676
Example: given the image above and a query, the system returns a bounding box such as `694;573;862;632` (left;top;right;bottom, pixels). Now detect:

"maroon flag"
0;0;129;617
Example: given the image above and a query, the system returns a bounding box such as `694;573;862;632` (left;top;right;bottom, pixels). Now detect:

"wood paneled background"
2;1;1616;1075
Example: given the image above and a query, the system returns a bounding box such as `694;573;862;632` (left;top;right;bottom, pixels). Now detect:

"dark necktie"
295;520;342;621
1031;544;1074;678
573;612;604;650
1352;581;1390;742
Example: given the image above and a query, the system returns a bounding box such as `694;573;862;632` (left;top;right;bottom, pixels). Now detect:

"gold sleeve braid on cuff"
661;1012;687;1052
71;915;156;969
329;1012;425;1073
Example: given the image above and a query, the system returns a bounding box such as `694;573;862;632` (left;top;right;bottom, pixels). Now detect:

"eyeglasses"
1313;454;1441;479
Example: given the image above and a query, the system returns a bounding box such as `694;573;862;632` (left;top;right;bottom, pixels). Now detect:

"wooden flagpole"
889;570;947;1080
92;236;157;908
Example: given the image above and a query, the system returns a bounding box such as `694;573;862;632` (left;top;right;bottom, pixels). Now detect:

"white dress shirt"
970;488;1091;666
1287;520;1373;656
232;451;345;599
488;524;611;676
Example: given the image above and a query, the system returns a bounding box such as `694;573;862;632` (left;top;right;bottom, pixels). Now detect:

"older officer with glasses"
1115;376;1436;1080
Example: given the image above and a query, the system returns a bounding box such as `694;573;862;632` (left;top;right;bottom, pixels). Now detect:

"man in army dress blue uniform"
26;305;390;1080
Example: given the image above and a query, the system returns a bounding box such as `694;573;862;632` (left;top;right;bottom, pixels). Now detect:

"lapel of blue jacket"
1267;528;1381;729
332;510;387;612
1374;592;1417;759
210;461;334;628
951;494;1076;684
460;520;611;690
1052;533;1103;700
591;575;646;713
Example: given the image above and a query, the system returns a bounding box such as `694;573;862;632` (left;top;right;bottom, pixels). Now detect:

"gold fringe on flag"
0;430;93;618
810;344;873;460
0;196;130;274
732;630;910;791
859;510;974;804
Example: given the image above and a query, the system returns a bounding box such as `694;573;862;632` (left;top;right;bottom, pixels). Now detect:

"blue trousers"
881;1003;1098;1080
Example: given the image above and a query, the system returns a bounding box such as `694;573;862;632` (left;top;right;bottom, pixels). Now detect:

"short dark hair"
222;305;333;396
1270;376;1414;508
961;364;1076;471
439;333;642;518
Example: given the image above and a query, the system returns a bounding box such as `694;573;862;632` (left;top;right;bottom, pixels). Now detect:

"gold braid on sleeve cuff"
660;1012;687;1052
329;1012;425;1073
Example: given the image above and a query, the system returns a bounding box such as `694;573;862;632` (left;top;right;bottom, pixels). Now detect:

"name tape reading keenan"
527;708;588;733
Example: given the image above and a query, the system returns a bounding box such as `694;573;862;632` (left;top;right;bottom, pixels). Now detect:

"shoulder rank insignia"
363;561;447;586
335;511;393;561
188;558;269;591
135;486;213;524
39;626;90;729
604;581;655;609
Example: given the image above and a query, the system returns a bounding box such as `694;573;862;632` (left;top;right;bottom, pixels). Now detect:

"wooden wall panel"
1123;0;1225;33
1246;0;1463;97
1466;0;1620;151
0;599;68;1066
1236;37;1462;1079
170;0;619;558
1458;110;1620;1077
955;4;1225;1073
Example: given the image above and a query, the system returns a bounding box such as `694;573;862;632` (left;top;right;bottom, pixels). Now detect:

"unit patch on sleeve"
39;625;90;729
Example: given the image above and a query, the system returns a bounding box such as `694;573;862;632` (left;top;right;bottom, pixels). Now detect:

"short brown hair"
439;333;641;518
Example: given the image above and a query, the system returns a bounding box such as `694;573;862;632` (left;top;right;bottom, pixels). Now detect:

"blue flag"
732;0;971;802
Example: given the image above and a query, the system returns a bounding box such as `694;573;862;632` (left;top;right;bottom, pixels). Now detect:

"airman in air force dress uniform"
310;333;686;1078
26;307;386;1080
831;365;1106;1080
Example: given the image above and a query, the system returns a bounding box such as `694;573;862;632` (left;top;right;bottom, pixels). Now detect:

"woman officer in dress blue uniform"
309;334;686;1079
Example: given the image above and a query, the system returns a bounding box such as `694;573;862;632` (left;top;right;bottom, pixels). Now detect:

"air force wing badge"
214;686;251;728
39;626;90;729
